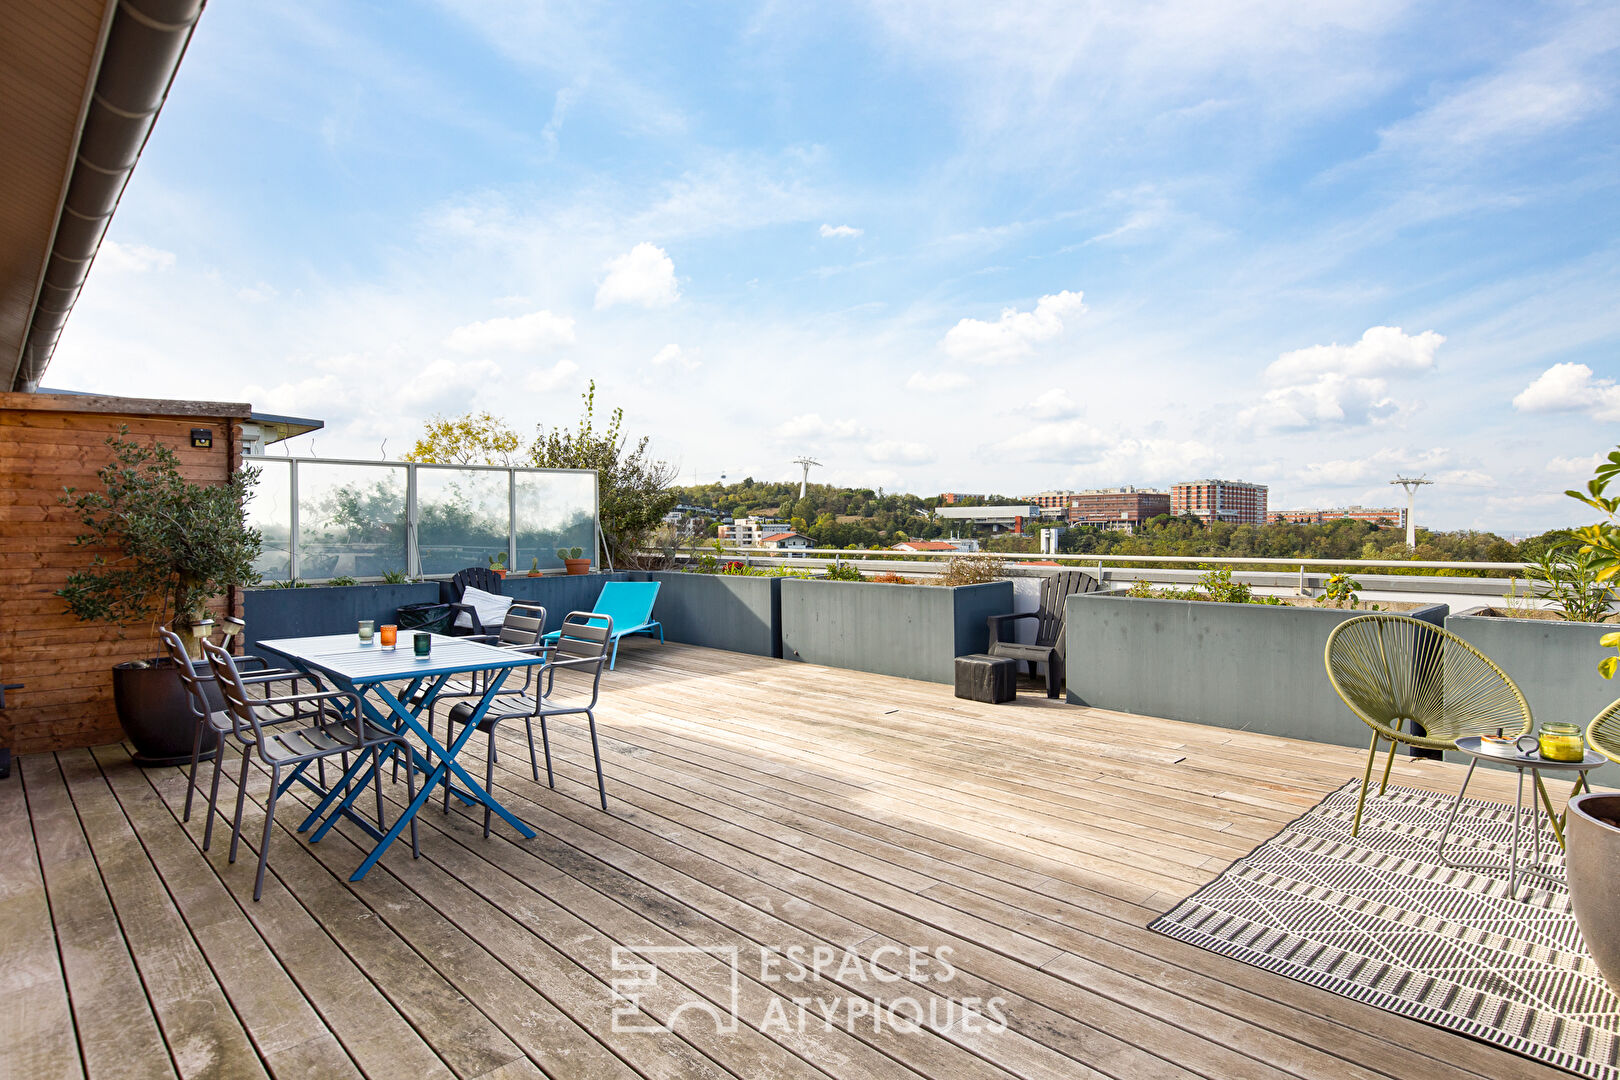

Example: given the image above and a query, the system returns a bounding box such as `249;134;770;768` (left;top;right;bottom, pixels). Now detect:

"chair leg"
610;638;620;670
373;748;386;830
1378;738;1399;795
525;718;540;781
255;766;279;902
587;710;607;812
229;748;253;863
183;716;207;822
1352;731;1380;838
539;717;555;788
484;730;496;839
202;740;227;851
403;746;419;858
1046;656;1062;699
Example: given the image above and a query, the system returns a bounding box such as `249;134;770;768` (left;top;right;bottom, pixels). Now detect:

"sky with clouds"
45;0;1620;532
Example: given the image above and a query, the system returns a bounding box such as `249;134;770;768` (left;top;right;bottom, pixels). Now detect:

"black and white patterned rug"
1151;780;1620;1079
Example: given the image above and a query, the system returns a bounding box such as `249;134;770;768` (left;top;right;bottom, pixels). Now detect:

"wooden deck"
0;640;1574;1080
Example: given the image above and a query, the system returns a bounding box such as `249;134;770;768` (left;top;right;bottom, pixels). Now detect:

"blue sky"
50;0;1620;531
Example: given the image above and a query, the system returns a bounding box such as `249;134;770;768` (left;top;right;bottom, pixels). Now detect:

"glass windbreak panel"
417;466;511;577
244;457;292;581
514;470;596;573
295;462;407;579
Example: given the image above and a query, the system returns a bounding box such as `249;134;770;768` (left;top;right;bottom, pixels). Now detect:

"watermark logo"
611;945;742;1034
608;943;1008;1037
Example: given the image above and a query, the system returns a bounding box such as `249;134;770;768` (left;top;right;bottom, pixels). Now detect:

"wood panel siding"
0;392;249;753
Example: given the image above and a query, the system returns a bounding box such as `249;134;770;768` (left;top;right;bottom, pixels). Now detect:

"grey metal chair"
202;639;417;900
444;611;613;818
159;626;319;851
396;604;547;783
987;570;1100;697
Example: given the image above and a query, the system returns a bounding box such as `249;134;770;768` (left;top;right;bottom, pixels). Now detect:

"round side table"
1438;736;1607;898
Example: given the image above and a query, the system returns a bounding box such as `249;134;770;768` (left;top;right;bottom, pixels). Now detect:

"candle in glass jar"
414;632;431;657
1538;722;1585;762
358;619;375;644
379;624;397;648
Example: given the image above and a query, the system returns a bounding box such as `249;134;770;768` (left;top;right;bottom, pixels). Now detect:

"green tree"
406;411;524;465
528;381;679;567
57;430;262;643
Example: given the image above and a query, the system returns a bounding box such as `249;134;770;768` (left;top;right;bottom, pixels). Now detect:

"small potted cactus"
556;546;590;576
527;556;542;578
487;552;508;578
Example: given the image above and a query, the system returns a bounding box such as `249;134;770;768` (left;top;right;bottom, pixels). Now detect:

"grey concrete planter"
1567;792;1620;991
243;583;440;656
1064;593;1448;748
1447;607;1620;787
644;572;781;657
780;578;1014;684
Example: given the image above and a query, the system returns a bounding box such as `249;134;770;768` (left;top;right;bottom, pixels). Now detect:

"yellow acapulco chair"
1324;614;1533;836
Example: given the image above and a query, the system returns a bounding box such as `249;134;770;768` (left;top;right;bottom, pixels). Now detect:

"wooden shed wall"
0;393;249;753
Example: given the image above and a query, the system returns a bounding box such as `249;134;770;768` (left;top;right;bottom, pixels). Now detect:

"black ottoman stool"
954;653;1018;704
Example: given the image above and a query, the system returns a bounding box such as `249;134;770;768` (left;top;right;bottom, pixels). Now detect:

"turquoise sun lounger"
542;580;662;669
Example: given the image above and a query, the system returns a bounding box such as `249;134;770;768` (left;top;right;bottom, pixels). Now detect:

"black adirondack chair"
986;570;1100;698
444;566;505;636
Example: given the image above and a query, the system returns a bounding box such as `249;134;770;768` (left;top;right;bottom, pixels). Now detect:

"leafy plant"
380;569;409;585
405;411;523;465
1523;543;1615;623
56;429;262;640
263;578;304;589
824;562;864;582
1197;565;1251;604
869;571;915;585
1563;452;1620;676
326;575;359;587
1317;572;1363;609
555;546;584;561
941;554;1005;587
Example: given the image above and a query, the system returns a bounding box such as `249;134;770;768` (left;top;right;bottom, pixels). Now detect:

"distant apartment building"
937;492;985;505
932;504;1039;534
1271;505;1407;529
892;538;981;553
1063;487;1171;532
1028;490;1073;514
717;516;791;546
758;531;814;556
1171;479;1268;525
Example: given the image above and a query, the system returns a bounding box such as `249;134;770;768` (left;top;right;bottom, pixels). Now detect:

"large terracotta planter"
1567;792;1620;991
563;558;591;576
113;659;218;767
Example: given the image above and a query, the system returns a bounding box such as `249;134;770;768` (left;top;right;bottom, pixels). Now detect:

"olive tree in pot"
56;429;262;766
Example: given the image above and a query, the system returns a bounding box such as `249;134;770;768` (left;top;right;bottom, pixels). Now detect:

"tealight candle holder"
358;619;375;644
413;632;431;657
379;624;397;649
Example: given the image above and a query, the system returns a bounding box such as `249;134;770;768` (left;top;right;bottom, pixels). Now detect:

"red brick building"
1271;505;1406;528
1171;479;1268;525
1067;488;1171;531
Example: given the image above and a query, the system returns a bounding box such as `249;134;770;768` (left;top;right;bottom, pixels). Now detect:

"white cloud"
236;282;279;303
1028;387;1080;420
906;371;970;392
98;241;175;273
1436;468;1496;489
942;290;1087;364
819;223;863;238
524;358;579;392
1547;453;1605;475
866;440;934;464
445;309;576;353
1512;362;1620;420
1242;326;1444;433
1291;447;1450;488
990;417;1109;462
778;413;866;441
650;343;700;372
595;242;680;309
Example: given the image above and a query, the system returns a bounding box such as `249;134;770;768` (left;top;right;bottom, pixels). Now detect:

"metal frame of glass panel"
242;456;599;582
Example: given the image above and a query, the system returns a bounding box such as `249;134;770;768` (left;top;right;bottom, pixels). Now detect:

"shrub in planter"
56;429;263;764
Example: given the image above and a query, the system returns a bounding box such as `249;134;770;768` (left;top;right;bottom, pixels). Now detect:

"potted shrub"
57;429;263;766
557;546;590;575
487;552;508;578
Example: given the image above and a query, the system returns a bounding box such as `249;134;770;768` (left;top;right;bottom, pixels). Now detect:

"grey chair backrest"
547;611;612;706
201;639;266;744
1037;570;1100;652
498;603;547;647
158;626;211;724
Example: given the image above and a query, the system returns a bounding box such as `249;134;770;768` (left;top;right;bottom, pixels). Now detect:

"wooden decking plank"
49;749;269;1080
1;758;84;1080
106;747;458;1080
23;754;175;1080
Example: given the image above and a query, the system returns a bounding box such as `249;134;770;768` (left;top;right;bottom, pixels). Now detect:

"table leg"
1435;757;1478;865
1510;768;1526;899
296;744;380;832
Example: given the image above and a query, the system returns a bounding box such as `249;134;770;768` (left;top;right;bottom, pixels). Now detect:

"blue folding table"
255;633;546;881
